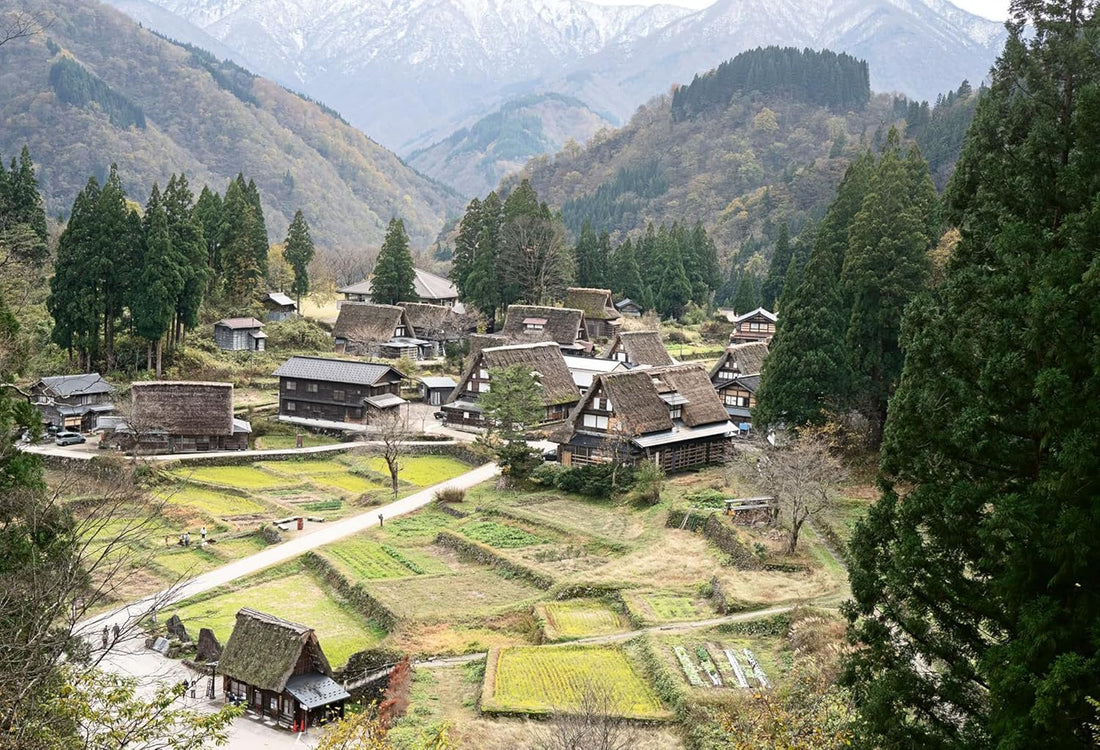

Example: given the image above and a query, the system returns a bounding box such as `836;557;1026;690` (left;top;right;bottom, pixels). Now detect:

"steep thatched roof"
467;333;512;359
602;331;674;366
398;302;474;338
332;303;411;345
563;288;620;322
131;382;233;436
709;342;770;379
217;608;332;693
568;364;729;437
501;305;588;347
448;342;579;407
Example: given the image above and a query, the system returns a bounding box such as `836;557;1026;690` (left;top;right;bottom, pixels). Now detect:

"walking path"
24;437;462;461
76;461;500;637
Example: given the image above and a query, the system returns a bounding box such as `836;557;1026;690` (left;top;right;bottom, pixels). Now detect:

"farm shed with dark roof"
214;317;266;351
218;608;348;730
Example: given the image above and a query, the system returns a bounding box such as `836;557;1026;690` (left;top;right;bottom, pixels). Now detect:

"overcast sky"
593;0;1011;22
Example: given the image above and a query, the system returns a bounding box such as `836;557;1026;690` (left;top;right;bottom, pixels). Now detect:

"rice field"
367;568;543;621
483;645;668;718
307;472;385;496
258;459;352;476
158;486;268;517
321;538;423;580
363;455;471;486
539;599;628;640
171;466;288;490
170;572;382;667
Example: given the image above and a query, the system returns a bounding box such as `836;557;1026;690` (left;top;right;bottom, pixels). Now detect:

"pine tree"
49;177;102;365
688;221;720;305
371;217;416;305
574;220;599;287
282;210;315;309
164;174;207;349
731;268;760;314
761;222;791;309
844;3;1100;747
243;176;269;278
133;184;182;376
451;197;482;296
654;229;691;319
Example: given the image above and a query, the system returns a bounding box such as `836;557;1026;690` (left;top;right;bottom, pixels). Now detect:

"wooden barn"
500;305;592;355
104;381;250;453
273;356;405;426
615;298;644;318
214;318;266;351
600;331;674;368
398;302;476;358
563;288;622;341
442;342;580;428
729;308;777;345
218;608;349;731
332;303;430;359
263;292;297;322
30;373;115;432
420;376;457;407
339;267;460;308
554;364;734;473
709;342;769;426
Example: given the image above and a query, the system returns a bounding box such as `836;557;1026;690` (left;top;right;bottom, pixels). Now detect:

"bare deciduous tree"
371;407;408;498
537;679;640;750
0;8;48;48
500;214;572;306
754;431;845;554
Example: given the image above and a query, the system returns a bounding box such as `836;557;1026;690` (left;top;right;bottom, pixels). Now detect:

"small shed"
420;376;457;406
214;318;266;351
218;608;349;730
615;298;643;317
263;292;297;322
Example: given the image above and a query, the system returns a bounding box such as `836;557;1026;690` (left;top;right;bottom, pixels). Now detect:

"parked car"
55;431;86;446
542;448;558;462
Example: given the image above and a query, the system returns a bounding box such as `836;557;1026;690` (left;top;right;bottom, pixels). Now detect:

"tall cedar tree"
574;220;600;287
164;174;206;349
610;238;649;310
451;196;481;296
371;217;416;305
654;227;692;319
193;186;224;276
243;176;268;278
282;210;315;308
761;222;791;309
220;178;264;305
0;146;48;269
732;269;761;313
841;130;936;436
844;2;1100;747
133;184;182;376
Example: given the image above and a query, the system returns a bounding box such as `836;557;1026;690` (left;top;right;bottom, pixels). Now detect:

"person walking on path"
200;526;206;542
101;626;109;649
111;624;120;643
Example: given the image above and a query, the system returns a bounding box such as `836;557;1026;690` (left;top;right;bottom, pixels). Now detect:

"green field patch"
459;520;549;549
363;455;472;486
255;434;339;450
380;509;458;541
258;459;351;476
321;538;422;580
367;568;542;621
483;645;668;719
538;599;628;640
624;591;711;623
153;547;223;577
171;466;288;490
170;572;382;667
307;472;384;496
208;534;268;561
512;497;646;542
158;486;268;517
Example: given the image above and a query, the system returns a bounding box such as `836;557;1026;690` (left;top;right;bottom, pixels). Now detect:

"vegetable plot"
673;645;706;687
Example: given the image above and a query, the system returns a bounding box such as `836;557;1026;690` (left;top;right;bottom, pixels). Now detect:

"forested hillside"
0;0;464;251
507;47;974;272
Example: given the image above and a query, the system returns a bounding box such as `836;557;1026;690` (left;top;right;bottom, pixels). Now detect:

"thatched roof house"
332;303;431;359
710;342;769;380
710;342;769;425
554;364;733;472
106;382;250;453
443;342;580;427
563;288;622;340
218;608;349;730
398;302;475;344
500;305;591;354
467;333;511;359
601;331;674;368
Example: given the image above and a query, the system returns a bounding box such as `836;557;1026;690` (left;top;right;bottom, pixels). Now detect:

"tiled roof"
732;307;778;324
37;373;114;397
273;356;404;386
338;268;459;301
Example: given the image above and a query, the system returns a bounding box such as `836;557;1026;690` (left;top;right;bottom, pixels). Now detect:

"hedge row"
301;552;396;629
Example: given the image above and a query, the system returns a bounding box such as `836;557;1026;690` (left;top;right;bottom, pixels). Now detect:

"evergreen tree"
220;178;263;304
688;221;720;305
49;177;101;365
731;269;760;313
164;174;206;348
133;184;182;376
574;220;600;287
610;238;648;310
451;197;482;296
0;147;48;270
371;217;416;305
844;2;1100;746
654;230;691;319
777;230;812;314
243;176;269;278
94;165;134;370
282;210;315;309
761;222;791;309
193;186;224;276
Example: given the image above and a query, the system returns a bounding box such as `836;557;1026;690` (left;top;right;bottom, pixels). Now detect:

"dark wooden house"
332;303;430;359
218;608;350;731
338;267;460;307
554;364;734;473
600;331;674;368
398;302;476;358
500;305;592;355
729;308;777;345
214;317;267;351
273;356;405;426
263;292;297;322
420;376;457;407
563;288;622;341
442;342;580;428
104;382;250;453
31;373;116;432
709;342;769;427
614;298;644;318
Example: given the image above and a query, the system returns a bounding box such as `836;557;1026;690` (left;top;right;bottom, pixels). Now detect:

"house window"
286;401;296;412
591;397;611;411
333;389;345;401
725;393;750;407
285;381;297;391
669;406;682;419
306;383;318;393
478;381;490;393
613;351;628;362
478;369;489;379
525;322;544;330
582;414;609;430
718;370;734;381
395;326;406;337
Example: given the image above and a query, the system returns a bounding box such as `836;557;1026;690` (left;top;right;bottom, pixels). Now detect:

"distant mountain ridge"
105;0;1006;172
0;0;464;251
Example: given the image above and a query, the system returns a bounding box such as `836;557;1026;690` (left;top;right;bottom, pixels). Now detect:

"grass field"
512;497;646;542
171;572;382;667
539;599;628;640
308;472;385;496
460;520;549;548
159;486;268;517
363;455;472;486
367;568;543;621
171;466;288;490
484;645;668;718
255;434;339;450
623;591;711;623
321;538;423;580
258;459;353;476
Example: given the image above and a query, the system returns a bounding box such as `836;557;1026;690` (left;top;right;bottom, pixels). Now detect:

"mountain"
0;0;464;251
108;0;1005;176
405;93;616;198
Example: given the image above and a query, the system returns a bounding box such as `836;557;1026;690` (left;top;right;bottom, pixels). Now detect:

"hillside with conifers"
506;46;979;270
0;0;464;251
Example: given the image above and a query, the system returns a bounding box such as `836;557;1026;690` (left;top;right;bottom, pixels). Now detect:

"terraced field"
483;645;668;718
460;520;549;549
171;466;288;490
363;455;471;486
513;497;646;541
158;486;268;517
623;591;711;623
539;599;628;640
320;537;450;579
367;566;543;621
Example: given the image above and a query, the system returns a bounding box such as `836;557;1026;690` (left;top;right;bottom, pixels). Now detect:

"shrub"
666;329;690;344
264;316;331;350
434;487;466;504
627;462;664;505
495;441;542;485
685;488;727;508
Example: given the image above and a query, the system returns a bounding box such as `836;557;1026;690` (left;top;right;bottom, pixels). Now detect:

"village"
21;267;860;749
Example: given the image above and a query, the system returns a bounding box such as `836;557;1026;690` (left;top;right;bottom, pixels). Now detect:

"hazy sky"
593;0;1011;22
